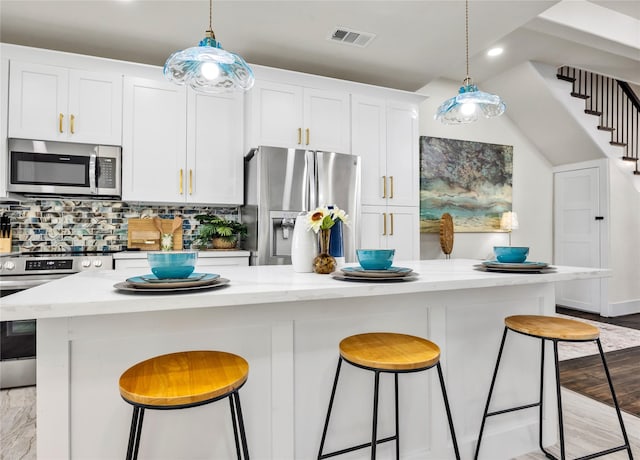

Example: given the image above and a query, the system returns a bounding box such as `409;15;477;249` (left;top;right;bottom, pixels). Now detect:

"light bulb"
461;102;476;116
200;62;220;80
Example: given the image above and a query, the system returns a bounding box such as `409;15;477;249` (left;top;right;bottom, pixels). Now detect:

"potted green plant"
194;215;248;249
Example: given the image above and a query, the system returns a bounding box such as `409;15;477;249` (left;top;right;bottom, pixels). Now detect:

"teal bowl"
147;250;198;279
494;246;529;263
356;249;395;270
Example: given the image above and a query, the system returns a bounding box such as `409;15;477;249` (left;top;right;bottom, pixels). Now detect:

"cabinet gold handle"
382;176;387;198
70;114;75;134
59;113;64;133
298;128;302;145
179;169;183;194
382;213;387;236
390;213;394;236
305;128;310;146
389;176;394;199
189;169;193;195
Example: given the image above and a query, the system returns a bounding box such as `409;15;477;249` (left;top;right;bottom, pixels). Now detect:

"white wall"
417;79;554;263
608;163;640;314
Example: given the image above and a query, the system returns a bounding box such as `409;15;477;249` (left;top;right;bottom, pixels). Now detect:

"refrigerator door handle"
306;150;317;210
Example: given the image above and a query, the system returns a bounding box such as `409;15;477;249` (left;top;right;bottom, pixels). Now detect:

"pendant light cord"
207;0;215;38
465;0;470;85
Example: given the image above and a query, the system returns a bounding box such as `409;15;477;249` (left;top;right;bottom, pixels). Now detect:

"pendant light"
164;0;254;93
435;0;505;124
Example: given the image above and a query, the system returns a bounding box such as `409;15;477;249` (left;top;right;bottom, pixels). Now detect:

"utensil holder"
0;231;12;253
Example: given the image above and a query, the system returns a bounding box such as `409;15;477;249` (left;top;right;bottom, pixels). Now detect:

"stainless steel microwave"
8;138;121;198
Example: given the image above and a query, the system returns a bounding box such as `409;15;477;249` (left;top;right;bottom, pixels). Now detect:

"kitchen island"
1;259;610;459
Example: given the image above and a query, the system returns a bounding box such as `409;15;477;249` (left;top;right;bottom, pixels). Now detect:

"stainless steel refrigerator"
243;146;361;265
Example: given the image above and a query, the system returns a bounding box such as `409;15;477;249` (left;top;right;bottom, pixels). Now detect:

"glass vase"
313;229;336;274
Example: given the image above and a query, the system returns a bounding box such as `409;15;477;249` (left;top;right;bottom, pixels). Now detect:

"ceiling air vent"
328;27;376;48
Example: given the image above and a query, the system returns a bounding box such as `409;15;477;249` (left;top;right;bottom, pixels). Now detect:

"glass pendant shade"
435;82;506;124
164;35;254;93
435;0;505;124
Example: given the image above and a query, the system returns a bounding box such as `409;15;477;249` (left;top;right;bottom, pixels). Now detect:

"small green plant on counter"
194;215;248;249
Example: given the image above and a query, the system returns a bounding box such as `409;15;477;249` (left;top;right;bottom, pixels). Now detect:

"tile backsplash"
0;199;240;253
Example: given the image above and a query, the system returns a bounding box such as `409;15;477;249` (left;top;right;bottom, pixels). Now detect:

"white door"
187;90;244;204
386;102;419;207
360;206;386;250
554;167;603;313
122;77;187;203
351;95;386;206
8;61;68;141
304;88;350;152
68;70;122;145
386;206;420;261
248;80;302;149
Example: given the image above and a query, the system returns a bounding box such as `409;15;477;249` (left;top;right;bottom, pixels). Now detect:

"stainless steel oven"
8;138;121;198
0;252;114;389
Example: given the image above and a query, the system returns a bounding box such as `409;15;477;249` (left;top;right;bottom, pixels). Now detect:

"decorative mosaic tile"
0;199;242;253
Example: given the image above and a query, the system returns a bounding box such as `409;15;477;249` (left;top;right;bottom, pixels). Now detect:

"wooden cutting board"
127;218;183;251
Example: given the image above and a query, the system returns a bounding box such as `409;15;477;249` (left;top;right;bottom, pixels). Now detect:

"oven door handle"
89;152;97;194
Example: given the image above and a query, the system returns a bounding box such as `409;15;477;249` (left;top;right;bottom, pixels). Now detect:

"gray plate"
114;278;230;293
331;272;419;282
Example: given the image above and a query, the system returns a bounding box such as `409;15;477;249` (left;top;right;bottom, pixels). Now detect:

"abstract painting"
420;137;513;232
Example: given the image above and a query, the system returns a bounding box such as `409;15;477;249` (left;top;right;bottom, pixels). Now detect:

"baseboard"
606;299;640;317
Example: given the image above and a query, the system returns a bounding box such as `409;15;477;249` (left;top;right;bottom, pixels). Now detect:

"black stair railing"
557;66;639;176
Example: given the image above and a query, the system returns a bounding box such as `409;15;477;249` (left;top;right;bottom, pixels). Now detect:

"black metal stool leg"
394;373;400;460
474;326;509;460
371;370;381;459
552;340;566;460
436;362;461;460
596;339;634;459
538;339;556;460
229;394;242;460
318;357;343;459
233;391;250;460
131;407;144;460
126;406;140;460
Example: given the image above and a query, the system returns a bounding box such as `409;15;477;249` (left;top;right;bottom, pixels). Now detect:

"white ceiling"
0;0;638;92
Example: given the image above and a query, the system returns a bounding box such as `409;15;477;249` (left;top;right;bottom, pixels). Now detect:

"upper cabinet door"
303;88;350;153
385;102;419;207
246;80;350;152
187;90;244;205
68;70;122;145
351;95;387;206
8;61;67;141
8;61;122;144
122;77;187;203
247;80;303;149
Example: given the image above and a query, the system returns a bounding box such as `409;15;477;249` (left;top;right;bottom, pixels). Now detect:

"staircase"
557;66;639;176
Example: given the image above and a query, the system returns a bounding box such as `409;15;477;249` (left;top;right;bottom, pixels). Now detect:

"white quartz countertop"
0;259;610;321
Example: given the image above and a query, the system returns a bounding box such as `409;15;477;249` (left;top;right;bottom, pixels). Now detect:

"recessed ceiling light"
487;47;503;57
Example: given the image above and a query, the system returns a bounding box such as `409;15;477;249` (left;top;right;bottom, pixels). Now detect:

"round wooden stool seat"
339;332;441;371
119;350;249;408
505;315;599;341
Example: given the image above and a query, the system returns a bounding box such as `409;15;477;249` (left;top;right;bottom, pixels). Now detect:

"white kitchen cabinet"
122;76;244;204
246;80;350;153
113;251;250;269
351;95;419;207
361;206;419;261
8;61;122;145
187;90;244;204
122;77;187;203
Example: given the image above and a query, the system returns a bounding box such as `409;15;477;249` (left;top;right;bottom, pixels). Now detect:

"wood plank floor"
557;306;640;417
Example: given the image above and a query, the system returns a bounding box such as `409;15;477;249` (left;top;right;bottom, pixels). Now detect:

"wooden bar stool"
119;350;250;460
475;315;633;460
317;332;461;459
